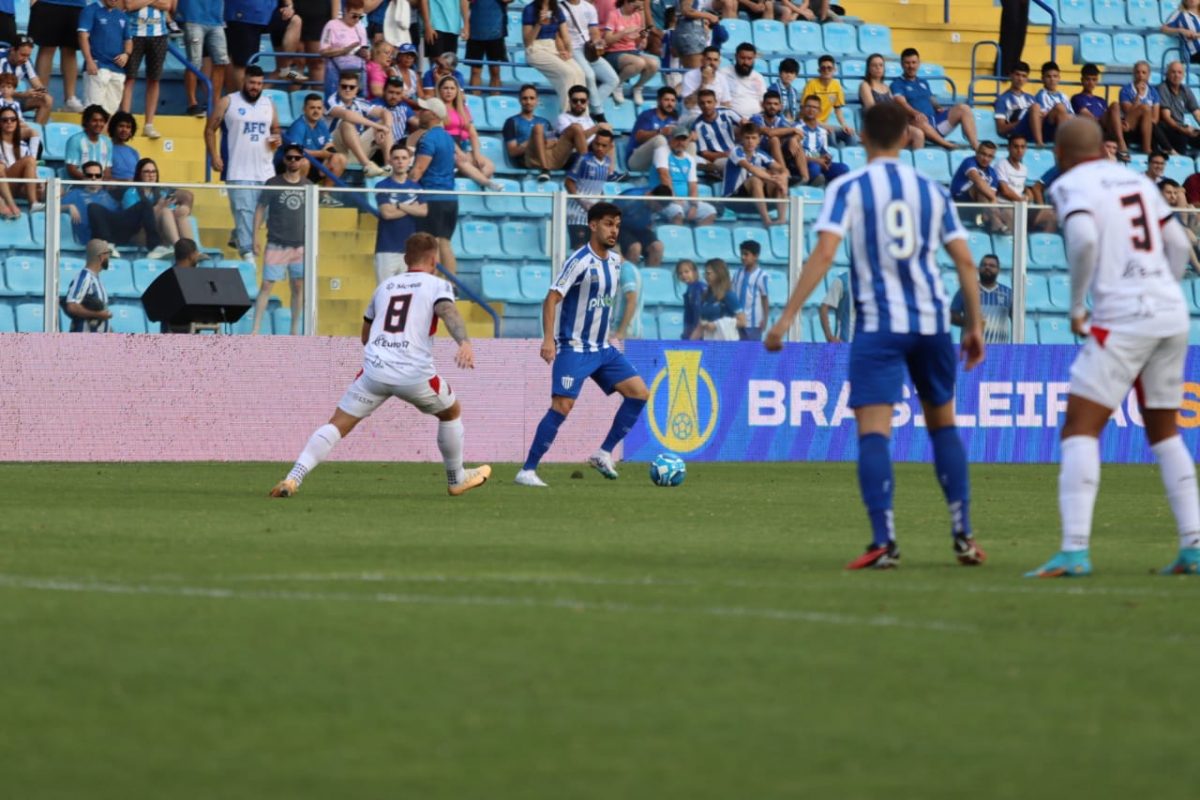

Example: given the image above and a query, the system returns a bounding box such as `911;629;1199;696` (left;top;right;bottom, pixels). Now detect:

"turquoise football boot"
1160;548;1200;576
1025;550;1093;578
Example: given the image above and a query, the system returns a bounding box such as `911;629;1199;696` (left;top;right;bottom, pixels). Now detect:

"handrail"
165;40;213;183
1030;0;1058;65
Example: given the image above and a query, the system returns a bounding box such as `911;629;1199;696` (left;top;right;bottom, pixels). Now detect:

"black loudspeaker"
141;266;252;325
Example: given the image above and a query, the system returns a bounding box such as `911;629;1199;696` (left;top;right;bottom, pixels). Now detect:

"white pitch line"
0;574;976;635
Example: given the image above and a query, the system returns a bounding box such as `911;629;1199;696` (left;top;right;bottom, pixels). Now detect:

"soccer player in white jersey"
515;202;651;487
269;233;491;498
765;102;988;570
1027;118;1200;578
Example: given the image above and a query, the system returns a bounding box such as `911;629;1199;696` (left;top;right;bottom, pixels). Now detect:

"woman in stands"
858;53;951;149
437;76;502;190
523;0;588;113
320;0;370;97
394;42;421;103
601;0;660;107
365;39;396;99
674;0;721;71
0;108;39;218
295;0;335;85
562;0;621;117
675;258;706;340
120;158;195;260
690;258;746;340
1163;1;1200;66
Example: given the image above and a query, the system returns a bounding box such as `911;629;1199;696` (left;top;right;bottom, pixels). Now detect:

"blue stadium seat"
657;310;684;340
948;147;972;176
641;268;679;306
485;94;522;132
1059;0;1095;26
822;23;859;57
972;108;1000;142
456;177;487;216
270;306;293;335
693;225;737;262
533;95;557;122
289;91;310;124
483;178;525;215
15;302;43;332
42;123;82;162
734;226;778;264
940;271;960;299
1146;33;1175;69
857;24;895;57
459;221;502;258
1093;0;1127;26
1078;32;1114;64
1029;233;1065;270
603;97;636;131
0;300;13;332
1128;0;1162;28
478;136;517;175
1038;315;1077;344
500;220;544;259
1025;275;1054;312
912;148;951;182
991;234;1014;269
787;21;822;54
0;213;33;249
1024;147;1055;178
263;90;293;127
481;264;523;302
521;178;558;214
659;225;699;261
1113;33;1147;64
769;224;792;263
5;255;43;295
838;146;867;172
1047;273;1070;308
1190;317;1200;345
966;231;992;264
721;19;752;49
792;185;824;221
1163;0;1182;23
1166;154;1193;182
217;259;259;298
764;269;788;307
108;302;146;334
1029;1;1053;24
465;94;487;131
752;20;789;55
58;257;84;292
101;259;137;297
518;264;551;300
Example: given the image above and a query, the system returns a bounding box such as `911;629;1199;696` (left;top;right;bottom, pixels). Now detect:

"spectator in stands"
627;85;679;172
61;162;117;244
858;53;943;149
556;85;611;143
266;0;306;82
562;0;619;118
891;48;979;150
653;125;716;226
949;140;1005;233
0;74;42;157
251;143;308;335
994;133;1031;202
373;143;428;282
87;183;165;259
565;128;617;246
321;1;370;97
365;39;396;99
613;256;643;339
798;95;849;187
1032;61;1072;146
467;0;509;91
120;0;170;140
994;61;1041;147
819;270;853;342
681;46;731;113
437;75;502;189
1158;61;1200;155
997;0;1028;77
225;0;276;89
121;158;195;260
421;0;469;58
1163;1;1200;66
602;0;660;107
64;239;114;333
752;89;808;183
769;57;801;122
673;0;721;72
393;43;421;101
1159;177;1200;272
66;105;114;181
326;71;391;177
522;0;587;113
206;65;281;262
723;42;765;120
420;51;466;98
676;258;704;339
31;0;85;113
76;0;128;118
505;84;588;181
285;92;348;187
407;99;460;274
951;254;1011;344
691;88;739;178
615;183;669;265
802;55;855;145
374;76;414;151
107;111;141;182
731;240;768;341
178;0;230;118
293;0;332;86
692;257;744;340
2;36;53;126
724;122;787;227
0;107;38;216
0;0;13;46
1117;61;1169;157
1071;63;1129;161
1147;150;1168;184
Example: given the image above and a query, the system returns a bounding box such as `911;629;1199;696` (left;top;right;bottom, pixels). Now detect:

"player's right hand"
1070;314;1090;337
960;327;985;371
455;341;475;369
764;323;787;352
540;338;556;365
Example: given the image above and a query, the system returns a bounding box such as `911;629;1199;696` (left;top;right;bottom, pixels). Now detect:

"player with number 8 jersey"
269;233;491;498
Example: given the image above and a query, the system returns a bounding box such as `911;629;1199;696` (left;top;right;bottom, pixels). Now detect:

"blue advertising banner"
624;342;1200;464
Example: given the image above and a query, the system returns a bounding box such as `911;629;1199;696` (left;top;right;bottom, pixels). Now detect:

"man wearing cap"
654;125;717;227
251;143;308;334
63;239;113;333
731;239;769;341
408;98;459;275
326;71;391;178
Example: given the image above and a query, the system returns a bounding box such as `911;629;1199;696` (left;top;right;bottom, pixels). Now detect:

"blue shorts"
551;347;639;399
848;331;957;409
1003;112;1034;141
933;108;952;135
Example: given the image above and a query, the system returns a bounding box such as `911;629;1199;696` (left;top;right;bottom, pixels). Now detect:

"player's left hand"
455;341;475;369
960;327;985;371
764;323;787;352
1070;314;1090;337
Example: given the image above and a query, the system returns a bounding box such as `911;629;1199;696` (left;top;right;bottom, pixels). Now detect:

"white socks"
287;423;342;484
1059;435;1101;552
1152;436;1200;549
438;418;466;486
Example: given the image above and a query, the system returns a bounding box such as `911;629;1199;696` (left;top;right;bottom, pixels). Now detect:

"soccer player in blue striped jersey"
765;101;988;570
516;202;650;487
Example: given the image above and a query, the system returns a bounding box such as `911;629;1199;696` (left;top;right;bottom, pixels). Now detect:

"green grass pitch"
2;461;1199;798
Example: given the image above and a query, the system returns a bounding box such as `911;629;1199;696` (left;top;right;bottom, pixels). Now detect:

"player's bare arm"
765;230;840;350
435;299;475;369
1062;210;1099;335
947;237;985;369
539;291;563;364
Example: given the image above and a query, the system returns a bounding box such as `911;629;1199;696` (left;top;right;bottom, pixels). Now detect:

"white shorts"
1069;329;1188;410
662;201;717;222
83;69;126;116
337;371;456;418
374;252;407;284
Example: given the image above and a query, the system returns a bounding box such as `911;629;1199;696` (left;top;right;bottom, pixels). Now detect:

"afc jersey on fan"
362;271;456;384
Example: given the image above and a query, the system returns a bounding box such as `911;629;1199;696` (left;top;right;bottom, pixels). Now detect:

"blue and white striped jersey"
552;243;623;352
1034;88;1072;114
1166;10;1200;59
732;266;769;328
815;158;965;335
127;6;168;38
565;152;614;225
798;122;831;157
691;108;740;155
64;268;110;333
722;145;773;196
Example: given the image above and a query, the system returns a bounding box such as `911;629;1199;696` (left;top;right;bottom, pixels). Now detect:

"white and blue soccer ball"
649;453;687;487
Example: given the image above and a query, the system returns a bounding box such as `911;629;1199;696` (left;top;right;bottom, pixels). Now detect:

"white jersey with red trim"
1049;159;1189;337
362;271;455;384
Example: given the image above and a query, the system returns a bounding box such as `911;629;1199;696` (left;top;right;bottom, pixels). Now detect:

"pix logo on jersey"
647;350;718;454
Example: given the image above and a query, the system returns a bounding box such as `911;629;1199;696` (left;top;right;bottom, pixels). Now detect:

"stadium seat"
693;225;737;262
912;148;951;182
42;123;82;162
972;108;1000;143
658;225;699;261
1078;32;1114;64
752;20;788;55
459;221;503;258
108;302;146;334
521;178;558;214
216;259;259;298
857;24;895;57
0;213;33;249
1029;1;1054;24
948;148;972;177
1029;233;1065;270
1038;315;1077;344
1059;0;1094;26
270;307;293;335
1113;33;1147;65
289;91;309;124
0;300;13;332
483;178;525;215
1047;273;1070;308
1146;33;1175;70
641;268;679;306
1025;274;1054;312
822;22;858;57
603;97;636;131
764;269;788;307
518;265;551;300
1094;0;1127;26
792;185;824;221
657;310;684;340
787;21;822;54
4;255;43;295
991;234;1014;269
58;257;84;291
478;136;517;175
734;226;778;264
263;90;293;127
940;271;960;299
456;177;487;216
966;231;992;264
131;258;173;295
485;94;521;132
16;301;45;332
500;220;545;259
1128;0;1163;28
1024;147;1055;178
721;19;752;49
838;146;867;172
100;259;136;298
1166;154;1193;182
465;94;487;131
769;224;792;263
480;264;523;302
1190;317;1200;345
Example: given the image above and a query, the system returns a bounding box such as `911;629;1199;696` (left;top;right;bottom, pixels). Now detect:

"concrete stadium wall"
0;335;621;462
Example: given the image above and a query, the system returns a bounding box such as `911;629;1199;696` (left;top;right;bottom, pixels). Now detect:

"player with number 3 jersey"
269;233;491;498
766;102;988;570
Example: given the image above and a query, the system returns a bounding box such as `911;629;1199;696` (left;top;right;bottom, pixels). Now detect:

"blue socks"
523;409;566;471
857;433;895;547
601;397;647;453
930;426;972;537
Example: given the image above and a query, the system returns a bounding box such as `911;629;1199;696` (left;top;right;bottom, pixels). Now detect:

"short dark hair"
803;94;822;106
703;46;720;57
1150;150;1169;162
657;86;677;100
762;89;781;102
648;185;673;198
1161;177;1182;190
1012;61;1030;74
1081;63;1101;77
81;160;102;174
980;253;1000;266
739;240;761;256
739;121;761;137
389;142;409;154
245;65;265;79
588;201;621;223
735;42;756;55
592;128;614;141
900;47;919;60
1042;61;1060;73
282;143;305;157
568;85;588;97
82;104;109;124
519;83;538;95
818;54;835;67
861;102;909;149
697;88;716;100
303;92;323;104
108;110;136;137
779;57;799;74
1008;134;1027;145
978;140;998;152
